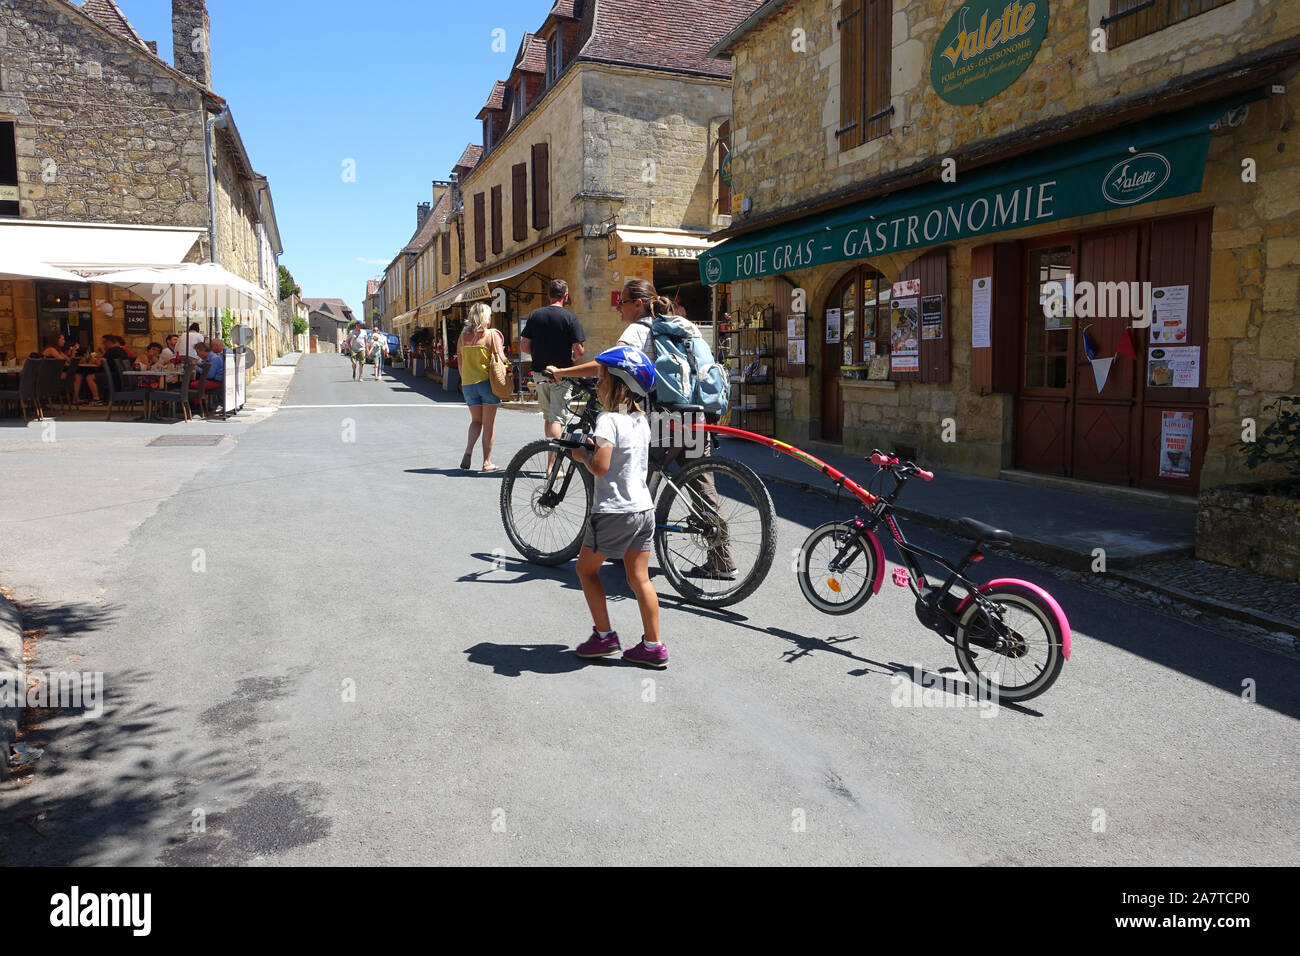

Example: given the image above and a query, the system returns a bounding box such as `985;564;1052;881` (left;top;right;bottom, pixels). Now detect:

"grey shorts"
582;510;654;556
535;379;572;425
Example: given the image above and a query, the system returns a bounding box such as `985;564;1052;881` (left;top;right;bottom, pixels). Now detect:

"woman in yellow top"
458;302;509;471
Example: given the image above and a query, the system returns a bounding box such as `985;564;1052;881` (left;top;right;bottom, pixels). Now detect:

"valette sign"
931;0;1049;105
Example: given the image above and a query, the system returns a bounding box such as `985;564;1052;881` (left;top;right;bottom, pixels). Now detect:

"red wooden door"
1015;238;1077;475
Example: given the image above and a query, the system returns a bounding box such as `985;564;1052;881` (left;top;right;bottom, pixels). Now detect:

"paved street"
1;353;1297;866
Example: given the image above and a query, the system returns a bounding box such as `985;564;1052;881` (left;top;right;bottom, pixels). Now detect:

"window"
837;0;892;151
1023;245;1073;389
1104;0;1234;47
546;31;563;85
490;185;503;255
829;265;892;368
531;143;550;230
512;163;528;242
441;233;451;275
512;84;524;124
716;120;731;215
483;118;494;153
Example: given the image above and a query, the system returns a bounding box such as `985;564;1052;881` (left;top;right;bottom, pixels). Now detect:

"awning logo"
704;257;722;284
1101;153;1171;205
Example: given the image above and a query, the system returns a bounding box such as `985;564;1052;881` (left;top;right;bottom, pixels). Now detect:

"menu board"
921;295;943;340
1147;346;1200;388
124;300;150;335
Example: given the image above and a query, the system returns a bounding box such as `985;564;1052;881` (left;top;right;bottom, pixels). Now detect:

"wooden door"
1015;239;1076;475
1071;226;1141;485
820;279;854;442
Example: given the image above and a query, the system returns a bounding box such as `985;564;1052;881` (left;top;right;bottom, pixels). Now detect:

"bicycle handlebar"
869;449;934;482
553;437;596;451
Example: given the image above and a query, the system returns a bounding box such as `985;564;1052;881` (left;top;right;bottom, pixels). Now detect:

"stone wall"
1196;484;1300;582
0;0;209;240
730;0;1298;220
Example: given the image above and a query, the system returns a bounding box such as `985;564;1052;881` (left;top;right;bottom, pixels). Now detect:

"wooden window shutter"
837;0;864;151
490;185;503;255
773;276;807;378
473;192;486;263
717;121;732;215
531;143;550;230
970;242;1022;394
864;0;892;141
512;163;528;242
887;248;949;383
441;233;451;275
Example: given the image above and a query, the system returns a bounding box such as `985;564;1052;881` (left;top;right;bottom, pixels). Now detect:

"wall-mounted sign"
123;300;150;335
931;0;1050;105
720;150;732;188
628;246;702;259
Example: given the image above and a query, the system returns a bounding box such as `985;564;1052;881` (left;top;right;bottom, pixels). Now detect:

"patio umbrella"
0;256;86;283
95;263;271;336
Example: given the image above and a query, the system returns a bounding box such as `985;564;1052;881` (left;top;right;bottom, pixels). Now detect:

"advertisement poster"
1149;285;1190;344
862;340;876;361
921;295;943;340
787;314;805;339
890;297;920;372
825;308;841;344
1042;274;1074;330
1147;346;1200;388
894;278;920;297
972;277;992;348
1159;411;1195;479
867;355;890;380
787;340;805;364
123;300;150;335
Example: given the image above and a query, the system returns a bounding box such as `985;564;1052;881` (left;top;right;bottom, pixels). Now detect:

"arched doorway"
822;264;893;442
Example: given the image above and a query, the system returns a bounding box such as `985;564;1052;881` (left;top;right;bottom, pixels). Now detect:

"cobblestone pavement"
1121;557;1300;625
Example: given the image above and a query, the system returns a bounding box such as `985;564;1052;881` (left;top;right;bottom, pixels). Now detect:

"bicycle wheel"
500;439;593;566
796;521;878;615
954;583;1065;703
654;456;776;608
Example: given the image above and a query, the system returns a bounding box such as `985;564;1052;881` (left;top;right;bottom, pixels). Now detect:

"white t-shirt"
181;331;204;359
616;320;653;361
350;330;368;353
591;411;652;514
159;347;177;364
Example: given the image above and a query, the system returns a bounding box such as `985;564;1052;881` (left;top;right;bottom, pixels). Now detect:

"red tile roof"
454;144;483;173
549;0;578;18
477;80;507;118
515;33;547;73
366;280;381;296
579;0;759;77
80;0;150;50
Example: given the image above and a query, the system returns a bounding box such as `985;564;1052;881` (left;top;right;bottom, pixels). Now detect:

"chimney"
417;202;432;229
431;179;452;213
172;0;212;89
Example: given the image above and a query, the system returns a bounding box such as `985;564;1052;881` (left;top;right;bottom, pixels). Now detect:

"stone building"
384;0;757;387
703;0;1300;496
0;0;283;372
303;298;356;354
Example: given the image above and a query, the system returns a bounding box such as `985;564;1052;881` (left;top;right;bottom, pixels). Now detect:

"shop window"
837;0;892;151
1023;245;1072;390
1103;0;1235;47
829;265;892;368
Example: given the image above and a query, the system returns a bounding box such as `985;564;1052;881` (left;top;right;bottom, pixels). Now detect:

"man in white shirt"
180;323;204;360
347;322;368;381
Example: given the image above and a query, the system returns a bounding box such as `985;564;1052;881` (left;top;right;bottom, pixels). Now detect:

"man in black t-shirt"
521;279;586;442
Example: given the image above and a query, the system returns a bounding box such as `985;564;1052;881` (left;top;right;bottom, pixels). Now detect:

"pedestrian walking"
368;330;388;380
347;322;368;381
571;346;665;668
521;279;585;444
457;302;508;472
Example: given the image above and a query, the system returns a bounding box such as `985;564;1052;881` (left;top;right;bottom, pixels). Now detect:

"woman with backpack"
547;279;738;580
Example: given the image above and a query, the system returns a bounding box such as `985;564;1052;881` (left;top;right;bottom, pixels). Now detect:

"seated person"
139;342;164;387
100;335;131;392
193;343;224;395
41;332;78;360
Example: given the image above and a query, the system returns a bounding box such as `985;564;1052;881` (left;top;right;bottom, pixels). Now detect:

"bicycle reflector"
826;577;842;593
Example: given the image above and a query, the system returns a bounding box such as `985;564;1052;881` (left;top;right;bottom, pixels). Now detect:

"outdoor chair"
152;361;193;422
105;358;151;421
0;357;44;421
36;357;67;415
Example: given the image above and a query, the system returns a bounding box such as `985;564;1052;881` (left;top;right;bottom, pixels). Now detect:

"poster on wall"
921;295;943;340
787;315;805;339
787;339;805;364
123;300;149;335
825;308;841;344
1149;285;1190;344
1042;274;1074;330
894;278;920;297
1159;411;1195;479
890;297;920;372
1147;346;1200;387
971;277;992;348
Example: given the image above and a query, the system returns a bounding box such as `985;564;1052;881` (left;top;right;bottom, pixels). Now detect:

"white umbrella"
95;263;271;330
0;256;86;283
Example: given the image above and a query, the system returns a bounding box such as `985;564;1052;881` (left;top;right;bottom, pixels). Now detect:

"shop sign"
931;0;1049;105
1101;153;1171;205
628;246;701;259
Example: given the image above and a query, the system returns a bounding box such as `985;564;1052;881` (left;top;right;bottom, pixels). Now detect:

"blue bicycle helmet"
595;345;657;397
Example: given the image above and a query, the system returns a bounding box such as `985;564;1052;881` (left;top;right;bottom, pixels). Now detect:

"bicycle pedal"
892;568;909;588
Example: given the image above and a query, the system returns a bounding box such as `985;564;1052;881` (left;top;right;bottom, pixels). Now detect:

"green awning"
700;91;1263;286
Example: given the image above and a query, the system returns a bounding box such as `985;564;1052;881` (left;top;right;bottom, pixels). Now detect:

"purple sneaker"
622;640;668;669
575;629;621;658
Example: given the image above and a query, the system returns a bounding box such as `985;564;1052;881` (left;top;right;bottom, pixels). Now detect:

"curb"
1107;570;1300;643
751;467;1189;572
0;593;22;766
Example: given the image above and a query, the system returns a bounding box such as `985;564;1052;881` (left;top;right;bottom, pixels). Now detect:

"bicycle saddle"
956;517;1014;546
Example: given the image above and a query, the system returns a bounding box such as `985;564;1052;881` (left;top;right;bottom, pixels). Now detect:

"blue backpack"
638;317;729;417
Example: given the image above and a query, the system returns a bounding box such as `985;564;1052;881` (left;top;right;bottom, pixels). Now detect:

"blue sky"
113;0;546;312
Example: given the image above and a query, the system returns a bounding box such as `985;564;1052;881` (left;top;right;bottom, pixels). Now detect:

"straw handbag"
486;330;514;400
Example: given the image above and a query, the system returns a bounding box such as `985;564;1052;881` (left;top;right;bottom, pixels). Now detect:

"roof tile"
579;0;760;77
80;0;150;50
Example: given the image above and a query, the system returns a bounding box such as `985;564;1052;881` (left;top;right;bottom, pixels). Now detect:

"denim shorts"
462;379;500;407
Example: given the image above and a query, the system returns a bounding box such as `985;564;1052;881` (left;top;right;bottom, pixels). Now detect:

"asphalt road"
2;353;1296;865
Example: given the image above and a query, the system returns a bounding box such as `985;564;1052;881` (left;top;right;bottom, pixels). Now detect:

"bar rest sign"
931;0;1049;105
123;300;149;336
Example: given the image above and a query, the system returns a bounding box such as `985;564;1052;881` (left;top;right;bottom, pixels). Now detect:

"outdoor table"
119;369;169;421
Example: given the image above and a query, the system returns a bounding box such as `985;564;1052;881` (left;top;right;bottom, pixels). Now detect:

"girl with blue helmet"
571;346;667;668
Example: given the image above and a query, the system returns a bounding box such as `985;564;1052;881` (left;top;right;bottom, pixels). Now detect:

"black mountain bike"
499;375;777;607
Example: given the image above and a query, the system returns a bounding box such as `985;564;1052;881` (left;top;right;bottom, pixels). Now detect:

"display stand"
717;304;775;437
